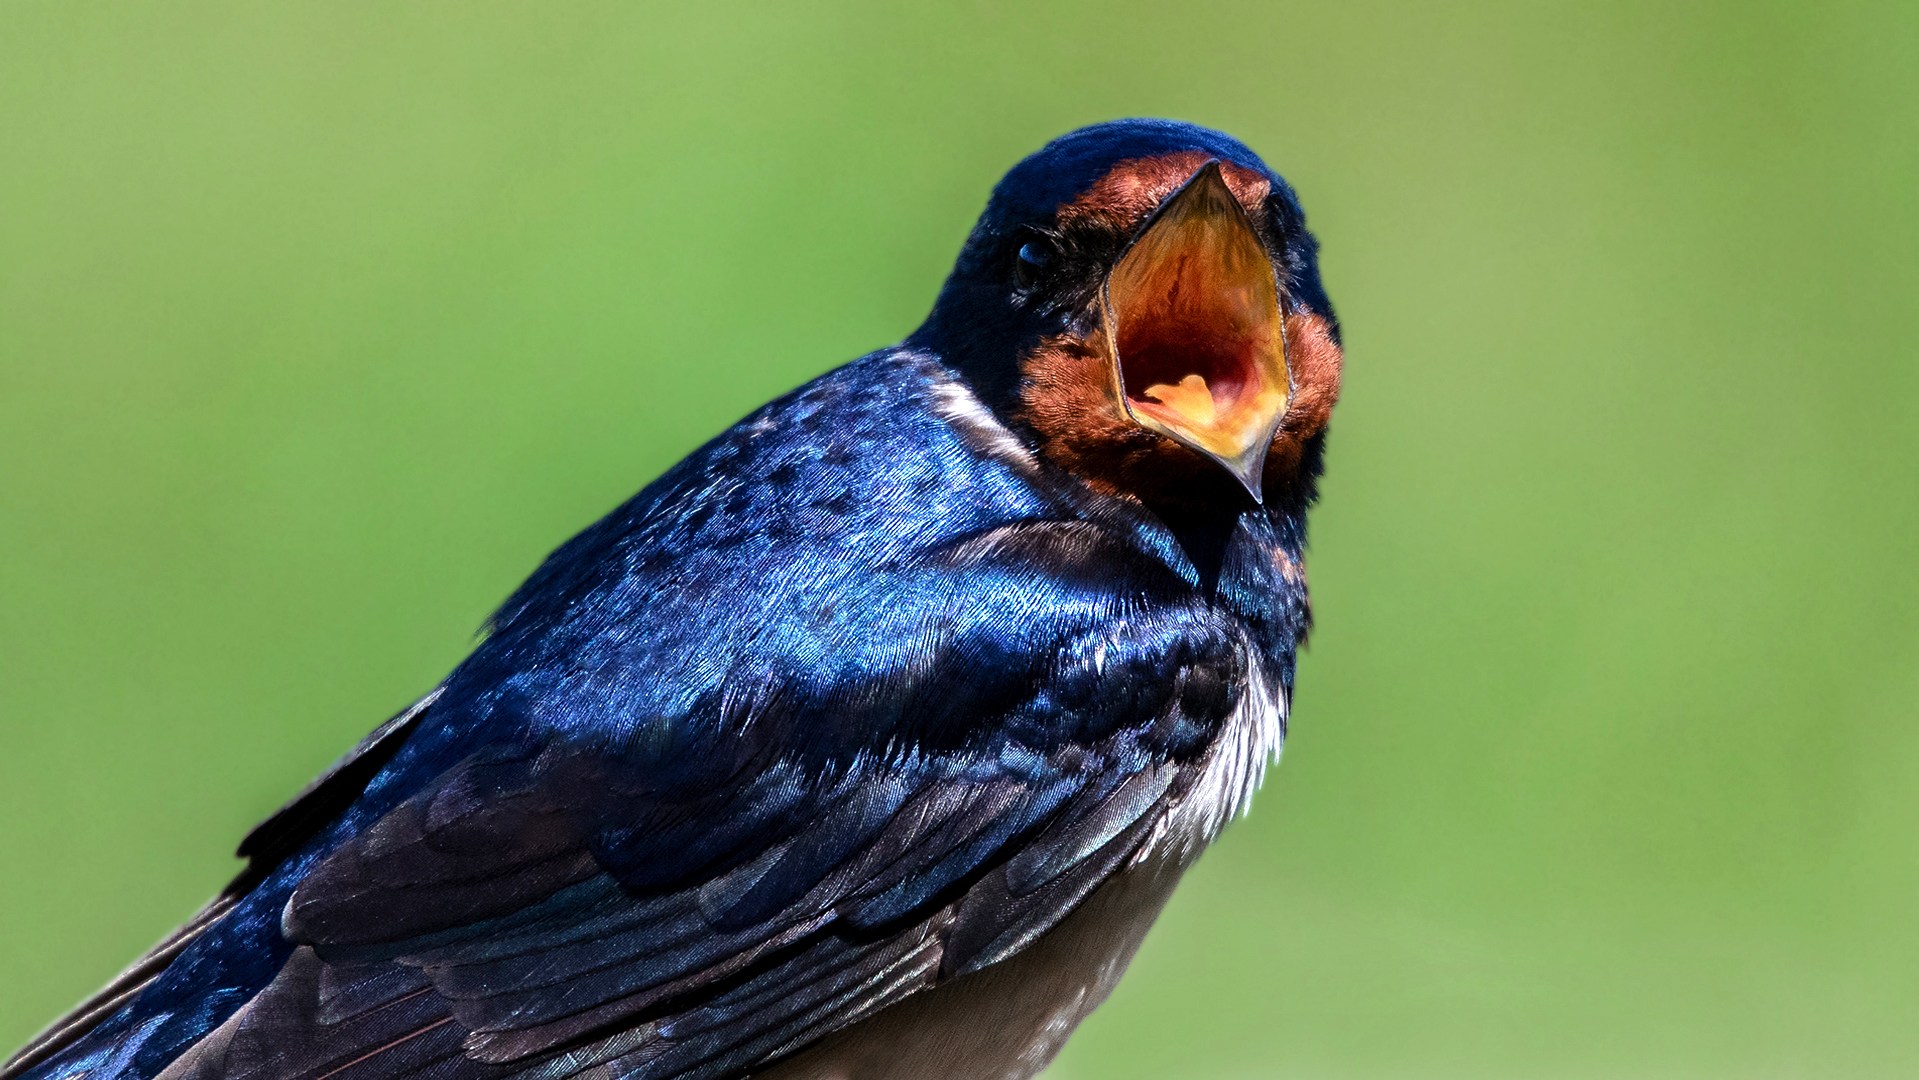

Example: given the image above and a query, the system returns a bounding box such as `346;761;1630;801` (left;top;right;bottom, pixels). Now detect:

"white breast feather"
1154;649;1288;863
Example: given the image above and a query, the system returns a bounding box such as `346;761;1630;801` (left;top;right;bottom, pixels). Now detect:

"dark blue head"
912;119;1342;517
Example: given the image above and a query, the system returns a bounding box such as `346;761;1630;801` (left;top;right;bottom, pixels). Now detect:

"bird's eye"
1013;239;1053;289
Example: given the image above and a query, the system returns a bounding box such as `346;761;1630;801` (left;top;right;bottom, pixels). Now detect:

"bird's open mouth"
1103;161;1290;500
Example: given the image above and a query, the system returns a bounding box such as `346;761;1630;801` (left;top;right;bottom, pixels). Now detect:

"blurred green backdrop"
3;2;1915;1076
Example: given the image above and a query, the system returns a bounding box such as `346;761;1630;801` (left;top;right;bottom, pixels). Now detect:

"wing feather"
19;517;1253;1080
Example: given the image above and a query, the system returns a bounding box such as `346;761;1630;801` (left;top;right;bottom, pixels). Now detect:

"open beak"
1102;160;1290;502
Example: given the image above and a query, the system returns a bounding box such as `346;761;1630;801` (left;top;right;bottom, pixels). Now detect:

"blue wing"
203;520;1240;1080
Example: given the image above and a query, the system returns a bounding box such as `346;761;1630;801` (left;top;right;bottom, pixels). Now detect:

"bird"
5;118;1342;1080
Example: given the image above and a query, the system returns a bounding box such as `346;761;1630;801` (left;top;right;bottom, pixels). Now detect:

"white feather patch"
922;365;1042;475
1155;649;1288;862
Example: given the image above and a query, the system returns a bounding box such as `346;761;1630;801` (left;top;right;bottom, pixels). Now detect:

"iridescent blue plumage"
8;119;1339;1080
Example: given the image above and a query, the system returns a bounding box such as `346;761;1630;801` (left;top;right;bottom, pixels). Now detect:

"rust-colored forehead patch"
1058;151;1273;232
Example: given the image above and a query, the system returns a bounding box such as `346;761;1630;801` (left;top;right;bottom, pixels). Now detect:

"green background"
3;2;1914;1076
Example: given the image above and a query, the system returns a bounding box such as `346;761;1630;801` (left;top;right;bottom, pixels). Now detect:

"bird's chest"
752;852;1186;1080
753;663;1285;1080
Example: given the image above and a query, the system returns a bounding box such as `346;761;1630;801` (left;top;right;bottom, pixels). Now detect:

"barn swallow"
6;118;1342;1080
